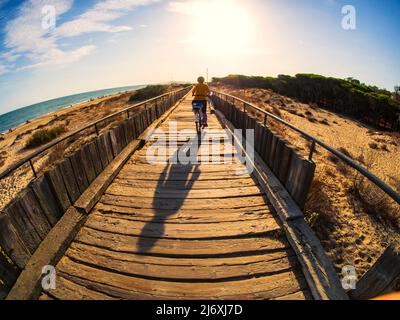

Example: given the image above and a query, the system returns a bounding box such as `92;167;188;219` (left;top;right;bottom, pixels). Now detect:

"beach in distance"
0;85;146;134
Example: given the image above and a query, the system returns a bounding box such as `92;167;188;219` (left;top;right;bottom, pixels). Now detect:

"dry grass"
351;173;400;229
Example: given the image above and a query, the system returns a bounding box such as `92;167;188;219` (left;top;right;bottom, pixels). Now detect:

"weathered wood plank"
43;276;116;300
66;242;298;281
88;141;103;177
112;177;257;190
45;165;71;212
76;226;289;257
69;151;90;194
100;194;269;210
85;212;280;239
350;244;400;300
0;212;31;269
59;158;81;204
18;189;52;240
277;143;293;184
81;144;97;184
0;250;19;289
30;175;63;226
6;200;42;254
96;133;114;168
57;257;307;300
106;185;264;200
6;207;87;300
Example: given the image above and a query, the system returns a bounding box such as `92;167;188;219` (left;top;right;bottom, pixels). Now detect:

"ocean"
0;85;146;133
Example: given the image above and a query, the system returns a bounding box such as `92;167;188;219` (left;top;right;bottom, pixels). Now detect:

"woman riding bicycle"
192;76;210;128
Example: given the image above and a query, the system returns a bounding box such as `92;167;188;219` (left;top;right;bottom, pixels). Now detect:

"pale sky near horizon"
0;0;399;115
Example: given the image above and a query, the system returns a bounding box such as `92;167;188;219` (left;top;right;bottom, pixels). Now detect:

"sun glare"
185;0;256;57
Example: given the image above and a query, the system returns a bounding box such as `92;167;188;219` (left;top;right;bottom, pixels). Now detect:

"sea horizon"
0;84;147;133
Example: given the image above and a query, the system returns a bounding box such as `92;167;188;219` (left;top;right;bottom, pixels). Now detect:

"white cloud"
2;0;160;71
4;0;78;69
18;45;96;70
56;0;160;37
0;64;8;75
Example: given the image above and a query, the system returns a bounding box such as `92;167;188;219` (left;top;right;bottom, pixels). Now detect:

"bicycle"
192;101;204;133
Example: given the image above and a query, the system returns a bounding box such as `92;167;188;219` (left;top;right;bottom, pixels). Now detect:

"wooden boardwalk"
40;95;311;300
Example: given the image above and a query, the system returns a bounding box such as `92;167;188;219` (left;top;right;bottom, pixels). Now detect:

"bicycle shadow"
137;132;205;253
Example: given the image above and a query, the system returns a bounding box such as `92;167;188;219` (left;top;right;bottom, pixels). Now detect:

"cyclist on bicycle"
192;76;210;128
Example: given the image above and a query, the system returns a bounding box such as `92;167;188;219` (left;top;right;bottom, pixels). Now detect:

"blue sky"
0;0;399;114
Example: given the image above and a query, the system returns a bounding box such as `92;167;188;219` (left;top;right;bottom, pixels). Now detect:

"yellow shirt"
193;83;210;101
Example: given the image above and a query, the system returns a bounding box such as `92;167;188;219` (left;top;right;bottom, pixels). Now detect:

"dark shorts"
192;100;207;112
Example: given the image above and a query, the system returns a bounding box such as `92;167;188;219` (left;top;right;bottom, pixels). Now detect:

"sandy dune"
215;85;400;277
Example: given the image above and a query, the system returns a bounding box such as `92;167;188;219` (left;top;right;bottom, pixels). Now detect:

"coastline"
0;85;146;134
0;87;142;211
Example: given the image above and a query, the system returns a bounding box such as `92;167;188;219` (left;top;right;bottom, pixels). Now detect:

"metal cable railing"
0;86;192;181
211;90;400;205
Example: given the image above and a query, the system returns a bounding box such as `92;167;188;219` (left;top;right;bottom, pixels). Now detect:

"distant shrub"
129;85;169;103
212;74;400;132
26;125;66;148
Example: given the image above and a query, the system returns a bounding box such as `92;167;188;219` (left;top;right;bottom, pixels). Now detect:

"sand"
215;85;400;277
0;90;139;210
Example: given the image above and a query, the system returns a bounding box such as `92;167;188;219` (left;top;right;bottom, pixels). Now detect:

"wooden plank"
6;200;42;254
106;185;264;200
94;204;271;224
117;123;128;149
59;158;81;204
0;211;31;269
100;194;268;210
285;155;315;209
74;139;142;214
277;143;293;184
272;138;285;176
30;175;63;226
0;249;19;289
6;207;87;300
45;165;71;212
350;244;400;300
73;226;290;257
88;141;103;177
122;163;248;173
291;159;316;209
18;189;52;240
69;151;90;194
80;144;97;184
118;171;250;182
267;134;278;169
109;126;121;156
43;276;115;300
57;257;306;300
96;133;113;168
263;128;273;165
112;177;257;190
84;213;280;239
214;107;347;300
66;242;298;281
128;117;137;140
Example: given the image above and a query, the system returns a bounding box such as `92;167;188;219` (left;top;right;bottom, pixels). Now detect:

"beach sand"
0;90;140;210
216;85;400;277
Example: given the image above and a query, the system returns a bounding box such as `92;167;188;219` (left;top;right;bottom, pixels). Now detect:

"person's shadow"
137;132;204;252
